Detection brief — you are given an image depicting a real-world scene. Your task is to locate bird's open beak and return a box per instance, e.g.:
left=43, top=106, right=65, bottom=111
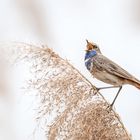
left=86, top=39, right=89, bottom=44
left=85, top=39, right=89, bottom=51
left=86, top=39, right=94, bottom=51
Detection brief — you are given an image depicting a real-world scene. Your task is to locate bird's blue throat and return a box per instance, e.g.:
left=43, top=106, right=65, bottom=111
left=85, top=50, right=97, bottom=60
left=85, top=50, right=97, bottom=70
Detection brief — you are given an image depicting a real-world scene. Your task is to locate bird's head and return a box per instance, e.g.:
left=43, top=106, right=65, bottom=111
left=85, top=40, right=101, bottom=53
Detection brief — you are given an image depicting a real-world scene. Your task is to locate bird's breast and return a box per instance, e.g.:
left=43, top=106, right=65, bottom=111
left=85, top=59, right=91, bottom=71
left=85, top=58, right=95, bottom=72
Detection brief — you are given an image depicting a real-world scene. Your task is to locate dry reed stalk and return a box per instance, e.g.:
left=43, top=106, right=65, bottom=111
left=1, top=42, right=132, bottom=140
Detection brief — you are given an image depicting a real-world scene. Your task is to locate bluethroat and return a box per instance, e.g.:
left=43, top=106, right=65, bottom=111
left=85, top=40, right=140, bottom=107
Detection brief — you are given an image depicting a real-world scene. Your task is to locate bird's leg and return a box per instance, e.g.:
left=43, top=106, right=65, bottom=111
left=95, top=85, right=120, bottom=94
left=97, top=85, right=120, bottom=91
left=95, top=85, right=123, bottom=108
left=110, top=86, right=122, bottom=108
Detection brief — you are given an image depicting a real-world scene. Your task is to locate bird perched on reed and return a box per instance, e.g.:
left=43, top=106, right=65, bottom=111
left=85, top=40, right=140, bottom=107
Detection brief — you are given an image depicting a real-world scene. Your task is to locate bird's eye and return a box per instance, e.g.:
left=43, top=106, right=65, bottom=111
left=94, top=45, right=98, bottom=48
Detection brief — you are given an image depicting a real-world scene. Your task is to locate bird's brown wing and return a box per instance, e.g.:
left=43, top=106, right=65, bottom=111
left=93, top=54, right=140, bottom=84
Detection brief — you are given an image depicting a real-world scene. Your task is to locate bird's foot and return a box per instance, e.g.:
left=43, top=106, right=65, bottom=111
left=94, top=88, right=100, bottom=94
left=106, top=103, right=116, bottom=113
left=106, top=104, right=113, bottom=112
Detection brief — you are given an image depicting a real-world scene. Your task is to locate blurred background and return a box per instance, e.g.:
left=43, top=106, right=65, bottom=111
left=0, top=0, right=140, bottom=139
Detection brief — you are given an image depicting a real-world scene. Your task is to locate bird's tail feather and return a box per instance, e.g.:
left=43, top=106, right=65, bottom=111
left=128, top=80, right=140, bottom=89
left=133, top=82, right=140, bottom=89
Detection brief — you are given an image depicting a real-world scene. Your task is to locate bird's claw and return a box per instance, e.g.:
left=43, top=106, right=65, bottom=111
left=106, top=104, right=113, bottom=112
left=94, top=88, right=100, bottom=95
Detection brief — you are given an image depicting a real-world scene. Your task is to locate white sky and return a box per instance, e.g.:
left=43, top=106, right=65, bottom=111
left=0, top=0, right=140, bottom=139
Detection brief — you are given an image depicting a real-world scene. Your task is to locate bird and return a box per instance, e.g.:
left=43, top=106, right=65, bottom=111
left=85, top=40, right=140, bottom=107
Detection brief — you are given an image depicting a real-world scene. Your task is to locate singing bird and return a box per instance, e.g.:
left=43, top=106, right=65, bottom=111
left=85, top=40, right=140, bottom=107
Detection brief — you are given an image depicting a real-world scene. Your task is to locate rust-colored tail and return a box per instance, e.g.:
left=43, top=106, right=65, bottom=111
left=133, top=82, right=140, bottom=89
left=128, top=79, right=140, bottom=89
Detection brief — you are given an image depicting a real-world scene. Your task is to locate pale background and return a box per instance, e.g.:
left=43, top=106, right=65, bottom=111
left=0, top=0, right=140, bottom=139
